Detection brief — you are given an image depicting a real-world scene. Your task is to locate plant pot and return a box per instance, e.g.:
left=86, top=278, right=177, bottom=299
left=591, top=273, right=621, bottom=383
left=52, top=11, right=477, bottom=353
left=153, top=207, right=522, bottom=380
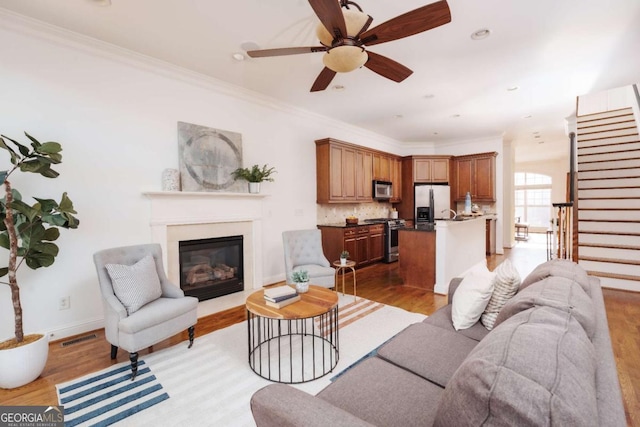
left=248, top=182, right=261, bottom=194
left=295, top=281, right=309, bottom=293
left=0, top=333, right=49, bottom=389
left=340, top=258, right=347, bottom=266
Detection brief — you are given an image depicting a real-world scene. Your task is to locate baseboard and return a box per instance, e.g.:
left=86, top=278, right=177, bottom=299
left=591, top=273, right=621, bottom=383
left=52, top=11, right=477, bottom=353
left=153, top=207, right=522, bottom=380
left=47, top=318, right=104, bottom=342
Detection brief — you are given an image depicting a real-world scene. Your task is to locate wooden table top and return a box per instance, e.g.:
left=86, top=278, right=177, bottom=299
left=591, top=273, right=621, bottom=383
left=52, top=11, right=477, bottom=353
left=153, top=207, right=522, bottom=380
left=333, top=260, right=356, bottom=268
left=246, top=285, right=338, bottom=320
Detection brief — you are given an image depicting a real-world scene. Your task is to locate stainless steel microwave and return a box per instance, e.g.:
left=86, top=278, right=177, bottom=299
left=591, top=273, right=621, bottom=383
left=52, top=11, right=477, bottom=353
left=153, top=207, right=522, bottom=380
left=373, top=180, right=393, bottom=200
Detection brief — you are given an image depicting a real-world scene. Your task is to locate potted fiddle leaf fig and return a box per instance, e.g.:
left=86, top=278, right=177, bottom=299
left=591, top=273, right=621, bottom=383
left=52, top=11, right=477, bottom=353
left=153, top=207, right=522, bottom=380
left=231, top=164, right=276, bottom=194
left=0, top=132, right=80, bottom=389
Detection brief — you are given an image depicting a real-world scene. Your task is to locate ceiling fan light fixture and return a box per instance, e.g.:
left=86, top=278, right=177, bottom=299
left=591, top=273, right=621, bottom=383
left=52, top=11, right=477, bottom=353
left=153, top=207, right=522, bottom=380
left=323, top=46, right=368, bottom=73
left=316, top=9, right=370, bottom=46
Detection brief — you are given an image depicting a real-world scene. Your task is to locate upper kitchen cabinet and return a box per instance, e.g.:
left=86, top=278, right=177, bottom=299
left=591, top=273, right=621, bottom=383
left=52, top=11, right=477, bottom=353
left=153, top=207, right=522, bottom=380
left=452, top=152, right=497, bottom=202
left=316, top=138, right=402, bottom=204
left=412, top=156, right=451, bottom=183
left=373, top=153, right=391, bottom=181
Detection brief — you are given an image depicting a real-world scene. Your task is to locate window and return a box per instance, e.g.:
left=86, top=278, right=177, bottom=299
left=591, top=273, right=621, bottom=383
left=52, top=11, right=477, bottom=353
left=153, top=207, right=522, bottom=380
left=514, top=172, right=552, bottom=228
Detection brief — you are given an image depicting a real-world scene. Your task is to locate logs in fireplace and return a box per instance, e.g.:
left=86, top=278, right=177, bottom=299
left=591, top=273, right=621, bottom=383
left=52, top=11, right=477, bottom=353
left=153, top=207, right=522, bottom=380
left=179, top=235, right=244, bottom=301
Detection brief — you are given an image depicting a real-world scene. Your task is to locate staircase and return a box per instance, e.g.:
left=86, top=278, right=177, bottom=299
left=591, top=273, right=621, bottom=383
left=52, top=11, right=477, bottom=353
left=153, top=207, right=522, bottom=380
left=576, top=107, right=640, bottom=291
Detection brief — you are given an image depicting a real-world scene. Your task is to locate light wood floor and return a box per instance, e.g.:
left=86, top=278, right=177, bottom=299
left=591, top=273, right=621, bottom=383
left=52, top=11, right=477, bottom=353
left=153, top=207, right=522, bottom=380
left=1, top=239, right=639, bottom=426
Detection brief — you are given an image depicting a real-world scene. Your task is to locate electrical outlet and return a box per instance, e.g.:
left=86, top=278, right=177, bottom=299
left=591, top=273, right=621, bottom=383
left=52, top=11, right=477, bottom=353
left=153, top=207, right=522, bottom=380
left=59, top=296, right=70, bottom=310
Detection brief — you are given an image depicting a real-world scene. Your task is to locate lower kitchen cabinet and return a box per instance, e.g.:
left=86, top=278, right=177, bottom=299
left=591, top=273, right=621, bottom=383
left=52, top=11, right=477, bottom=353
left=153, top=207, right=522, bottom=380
left=318, top=224, right=385, bottom=268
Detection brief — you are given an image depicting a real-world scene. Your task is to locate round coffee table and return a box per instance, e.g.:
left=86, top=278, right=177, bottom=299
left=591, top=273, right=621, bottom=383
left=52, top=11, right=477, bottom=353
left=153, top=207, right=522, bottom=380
left=246, top=285, right=339, bottom=384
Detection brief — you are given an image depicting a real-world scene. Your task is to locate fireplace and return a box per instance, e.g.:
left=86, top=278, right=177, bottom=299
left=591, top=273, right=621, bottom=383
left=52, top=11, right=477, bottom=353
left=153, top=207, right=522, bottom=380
left=179, top=235, right=244, bottom=301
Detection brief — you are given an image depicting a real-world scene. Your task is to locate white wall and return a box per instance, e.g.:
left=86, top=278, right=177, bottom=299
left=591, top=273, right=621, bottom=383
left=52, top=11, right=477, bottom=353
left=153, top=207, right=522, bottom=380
left=0, top=16, right=402, bottom=340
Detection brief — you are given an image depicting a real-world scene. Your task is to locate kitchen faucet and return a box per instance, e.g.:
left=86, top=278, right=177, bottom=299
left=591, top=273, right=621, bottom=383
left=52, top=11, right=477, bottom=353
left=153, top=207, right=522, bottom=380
left=442, top=209, right=457, bottom=220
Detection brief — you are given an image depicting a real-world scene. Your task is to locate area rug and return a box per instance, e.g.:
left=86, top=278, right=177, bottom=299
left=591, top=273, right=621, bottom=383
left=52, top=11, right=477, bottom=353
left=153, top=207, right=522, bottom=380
left=56, top=295, right=425, bottom=426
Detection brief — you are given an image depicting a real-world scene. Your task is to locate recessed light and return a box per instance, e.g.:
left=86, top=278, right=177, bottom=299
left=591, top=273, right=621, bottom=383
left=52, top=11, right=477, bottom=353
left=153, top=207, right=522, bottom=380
left=433, top=132, right=439, bottom=135
left=393, top=114, right=404, bottom=119
left=424, top=94, right=435, bottom=99
left=471, top=28, right=491, bottom=40
left=240, top=41, right=260, bottom=51
left=533, top=131, right=540, bottom=135
left=534, top=135, right=541, bottom=139
left=523, top=115, right=532, bottom=119
left=538, top=141, right=545, bottom=144
left=332, top=85, right=345, bottom=91
left=90, top=0, right=111, bottom=6
left=232, top=53, right=245, bottom=61
left=451, top=114, right=461, bottom=118
left=507, top=86, right=519, bottom=91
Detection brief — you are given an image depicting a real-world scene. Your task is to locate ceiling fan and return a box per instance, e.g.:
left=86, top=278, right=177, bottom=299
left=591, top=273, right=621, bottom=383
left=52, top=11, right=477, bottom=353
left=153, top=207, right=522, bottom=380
left=247, top=0, right=451, bottom=92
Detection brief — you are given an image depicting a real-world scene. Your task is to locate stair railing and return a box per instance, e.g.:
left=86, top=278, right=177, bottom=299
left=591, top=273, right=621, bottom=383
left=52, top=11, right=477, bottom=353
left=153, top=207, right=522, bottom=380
left=549, top=132, right=577, bottom=260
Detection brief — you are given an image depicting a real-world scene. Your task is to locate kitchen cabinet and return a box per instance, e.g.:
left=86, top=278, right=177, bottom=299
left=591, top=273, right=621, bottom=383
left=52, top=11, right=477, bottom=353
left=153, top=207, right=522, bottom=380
left=453, top=152, right=497, bottom=202
left=316, top=138, right=402, bottom=204
left=373, top=154, right=391, bottom=181
left=390, top=157, right=402, bottom=203
left=318, top=224, right=385, bottom=268
left=316, top=139, right=360, bottom=203
left=356, top=150, right=373, bottom=201
left=413, top=157, right=450, bottom=183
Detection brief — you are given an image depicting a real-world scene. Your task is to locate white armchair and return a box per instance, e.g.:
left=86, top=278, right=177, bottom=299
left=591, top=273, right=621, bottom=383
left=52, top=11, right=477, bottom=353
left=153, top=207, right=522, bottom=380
left=93, top=244, right=198, bottom=380
left=282, top=229, right=335, bottom=288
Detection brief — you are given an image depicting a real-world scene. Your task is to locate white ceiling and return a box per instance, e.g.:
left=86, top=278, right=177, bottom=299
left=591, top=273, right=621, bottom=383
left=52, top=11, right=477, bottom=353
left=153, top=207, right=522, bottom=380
left=1, top=0, right=639, bottom=162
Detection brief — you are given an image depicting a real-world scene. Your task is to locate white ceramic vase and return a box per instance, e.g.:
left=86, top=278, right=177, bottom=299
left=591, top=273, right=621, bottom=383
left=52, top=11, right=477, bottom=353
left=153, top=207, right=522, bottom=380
left=295, top=281, right=309, bottom=293
left=0, top=333, right=49, bottom=389
left=248, top=182, right=261, bottom=194
left=340, top=258, right=347, bottom=266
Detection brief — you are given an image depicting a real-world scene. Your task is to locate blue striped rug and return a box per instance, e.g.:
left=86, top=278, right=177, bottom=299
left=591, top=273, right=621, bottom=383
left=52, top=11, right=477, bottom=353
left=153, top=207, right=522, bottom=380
left=56, top=360, right=168, bottom=426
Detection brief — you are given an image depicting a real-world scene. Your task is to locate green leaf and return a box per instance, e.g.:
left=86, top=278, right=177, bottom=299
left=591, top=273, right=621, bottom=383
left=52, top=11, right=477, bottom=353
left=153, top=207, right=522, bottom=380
left=0, top=267, right=7, bottom=277
left=0, top=137, right=16, bottom=155
left=19, top=221, right=45, bottom=248
left=19, top=160, right=47, bottom=174
left=0, top=171, right=6, bottom=184
left=25, top=252, right=55, bottom=269
left=58, top=193, right=75, bottom=213
left=11, top=199, right=40, bottom=222
left=0, top=233, right=9, bottom=250
left=42, top=227, right=60, bottom=241
left=1, top=134, right=30, bottom=157
left=33, top=241, right=59, bottom=256
left=40, top=168, right=60, bottom=179
left=41, top=213, right=67, bottom=227
left=34, top=197, right=58, bottom=213
left=35, top=142, right=62, bottom=155
left=24, top=132, right=41, bottom=148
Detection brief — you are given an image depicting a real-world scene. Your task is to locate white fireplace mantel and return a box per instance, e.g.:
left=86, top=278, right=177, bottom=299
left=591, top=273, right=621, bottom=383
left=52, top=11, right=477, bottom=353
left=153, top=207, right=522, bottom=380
left=142, top=190, right=267, bottom=298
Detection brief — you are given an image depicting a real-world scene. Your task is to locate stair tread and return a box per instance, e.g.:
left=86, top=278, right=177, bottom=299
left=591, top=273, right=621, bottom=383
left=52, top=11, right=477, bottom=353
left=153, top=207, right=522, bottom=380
left=579, top=231, right=640, bottom=237
left=579, top=242, right=640, bottom=250
left=579, top=256, right=640, bottom=266
left=577, top=119, right=636, bottom=130
left=577, top=108, right=634, bottom=120
left=584, top=271, right=640, bottom=282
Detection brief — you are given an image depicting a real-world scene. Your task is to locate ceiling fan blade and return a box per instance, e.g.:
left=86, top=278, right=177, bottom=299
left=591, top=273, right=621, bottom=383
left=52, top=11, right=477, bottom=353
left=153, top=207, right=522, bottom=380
left=310, top=67, right=337, bottom=92
left=308, top=0, right=347, bottom=40
left=359, top=0, right=451, bottom=47
left=364, top=51, right=413, bottom=82
left=247, top=46, right=327, bottom=58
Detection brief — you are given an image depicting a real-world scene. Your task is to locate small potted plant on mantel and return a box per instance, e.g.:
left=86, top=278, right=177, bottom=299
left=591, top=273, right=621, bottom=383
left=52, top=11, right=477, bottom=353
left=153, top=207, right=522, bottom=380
left=291, top=270, right=309, bottom=294
left=340, top=250, right=350, bottom=266
left=231, top=164, right=276, bottom=194
left=0, top=132, right=79, bottom=389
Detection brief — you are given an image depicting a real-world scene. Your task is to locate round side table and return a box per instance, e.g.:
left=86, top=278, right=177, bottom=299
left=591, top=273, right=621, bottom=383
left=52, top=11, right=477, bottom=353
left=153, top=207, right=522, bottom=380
left=333, top=260, right=357, bottom=301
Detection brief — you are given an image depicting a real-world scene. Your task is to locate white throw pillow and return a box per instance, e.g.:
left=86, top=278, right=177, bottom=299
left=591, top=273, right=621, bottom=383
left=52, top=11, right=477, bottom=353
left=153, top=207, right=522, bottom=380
left=106, top=254, right=163, bottom=315
left=452, top=264, right=496, bottom=330
left=481, top=259, right=522, bottom=330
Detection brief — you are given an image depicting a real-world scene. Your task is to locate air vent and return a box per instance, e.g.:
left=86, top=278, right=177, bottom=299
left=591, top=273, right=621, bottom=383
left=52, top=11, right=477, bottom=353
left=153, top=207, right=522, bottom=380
left=60, top=334, right=97, bottom=347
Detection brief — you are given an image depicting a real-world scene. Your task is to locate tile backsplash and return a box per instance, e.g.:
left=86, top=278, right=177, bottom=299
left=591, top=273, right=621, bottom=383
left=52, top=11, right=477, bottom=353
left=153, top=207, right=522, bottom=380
left=317, top=203, right=395, bottom=224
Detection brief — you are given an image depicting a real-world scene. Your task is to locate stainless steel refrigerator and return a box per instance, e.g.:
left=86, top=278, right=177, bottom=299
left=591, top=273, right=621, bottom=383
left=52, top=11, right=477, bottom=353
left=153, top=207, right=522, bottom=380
left=415, top=184, right=452, bottom=221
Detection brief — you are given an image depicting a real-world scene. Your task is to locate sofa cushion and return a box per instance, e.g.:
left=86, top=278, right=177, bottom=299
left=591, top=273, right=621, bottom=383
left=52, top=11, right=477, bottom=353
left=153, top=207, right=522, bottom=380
left=318, top=357, right=444, bottom=427
left=520, top=258, right=591, bottom=296
left=105, top=254, right=162, bottom=315
left=377, top=323, right=478, bottom=387
left=481, top=259, right=521, bottom=330
left=493, top=276, right=596, bottom=339
left=451, top=264, right=495, bottom=330
left=434, top=306, right=598, bottom=427
left=424, top=305, right=489, bottom=341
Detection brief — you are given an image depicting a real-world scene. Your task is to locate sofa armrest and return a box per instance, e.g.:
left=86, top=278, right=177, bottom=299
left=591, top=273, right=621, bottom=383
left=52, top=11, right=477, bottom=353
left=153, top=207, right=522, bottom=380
left=251, top=384, right=374, bottom=427
left=448, top=277, right=464, bottom=304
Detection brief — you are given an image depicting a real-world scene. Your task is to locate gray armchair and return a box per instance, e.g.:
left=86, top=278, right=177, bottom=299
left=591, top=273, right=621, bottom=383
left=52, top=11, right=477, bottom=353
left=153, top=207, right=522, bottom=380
left=93, top=244, right=198, bottom=380
left=282, top=229, right=335, bottom=288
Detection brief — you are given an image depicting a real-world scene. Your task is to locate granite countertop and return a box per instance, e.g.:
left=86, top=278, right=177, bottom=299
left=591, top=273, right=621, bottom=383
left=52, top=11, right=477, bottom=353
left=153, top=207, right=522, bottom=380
left=400, top=224, right=436, bottom=232
left=318, top=222, right=381, bottom=228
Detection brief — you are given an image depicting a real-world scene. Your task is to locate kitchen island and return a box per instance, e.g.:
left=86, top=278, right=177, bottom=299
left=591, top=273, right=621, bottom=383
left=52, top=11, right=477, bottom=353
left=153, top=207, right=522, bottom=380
left=398, top=216, right=487, bottom=294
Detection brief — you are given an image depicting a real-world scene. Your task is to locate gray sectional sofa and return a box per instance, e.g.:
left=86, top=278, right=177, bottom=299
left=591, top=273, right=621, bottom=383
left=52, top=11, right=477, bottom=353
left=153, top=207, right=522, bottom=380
left=250, top=260, right=626, bottom=426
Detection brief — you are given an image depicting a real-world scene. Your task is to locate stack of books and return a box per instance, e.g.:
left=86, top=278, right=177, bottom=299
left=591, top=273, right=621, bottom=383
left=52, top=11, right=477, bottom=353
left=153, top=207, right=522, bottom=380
left=263, top=285, right=300, bottom=308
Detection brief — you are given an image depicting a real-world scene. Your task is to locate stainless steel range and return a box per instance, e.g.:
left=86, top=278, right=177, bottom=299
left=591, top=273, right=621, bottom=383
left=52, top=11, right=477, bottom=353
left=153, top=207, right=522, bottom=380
left=364, top=218, right=406, bottom=263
